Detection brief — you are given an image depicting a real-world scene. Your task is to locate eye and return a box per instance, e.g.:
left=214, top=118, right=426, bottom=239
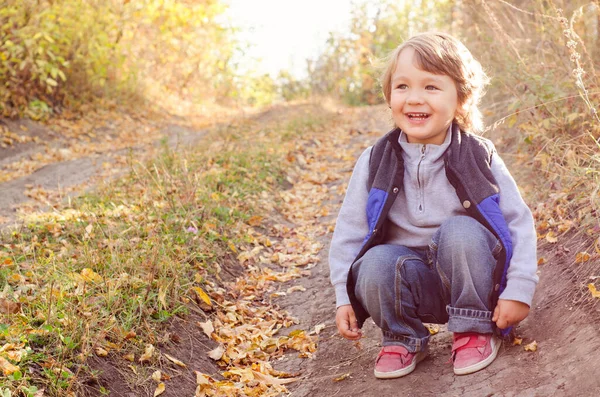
left=425, top=85, right=439, bottom=90
left=396, top=84, right=408, bottom=90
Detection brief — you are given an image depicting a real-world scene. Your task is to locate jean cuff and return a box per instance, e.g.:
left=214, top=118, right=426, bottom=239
left=446, top=305, right=494, bottom=334
left=382, top=331, right=429, bottom=353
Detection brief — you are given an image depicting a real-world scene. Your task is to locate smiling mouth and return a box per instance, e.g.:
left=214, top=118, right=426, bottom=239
left=406, top=113, right=431, bottom=120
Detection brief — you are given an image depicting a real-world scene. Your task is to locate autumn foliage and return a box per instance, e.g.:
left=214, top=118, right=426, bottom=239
left=0, top=0, right=237, bottom=118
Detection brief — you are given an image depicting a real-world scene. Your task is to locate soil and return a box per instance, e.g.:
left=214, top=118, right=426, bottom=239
left=1, top=104, right=599, bottom=396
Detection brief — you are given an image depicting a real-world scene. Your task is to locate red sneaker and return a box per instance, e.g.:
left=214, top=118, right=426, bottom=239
left=374, top=345, right=427, bottom=379
left=451, top=332, right=501, bottom=375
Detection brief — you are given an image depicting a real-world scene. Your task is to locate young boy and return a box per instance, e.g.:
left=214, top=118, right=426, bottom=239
left=329, top=32, right=538, bottom=378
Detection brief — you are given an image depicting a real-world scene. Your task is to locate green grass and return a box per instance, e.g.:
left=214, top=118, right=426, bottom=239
left=0, top=116, right=303, bottom=395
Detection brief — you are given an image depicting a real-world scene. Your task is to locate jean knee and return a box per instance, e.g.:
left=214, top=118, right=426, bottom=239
left=354, top=245, right=398, bottom=291
left=436, top=216, right=497, bottom=255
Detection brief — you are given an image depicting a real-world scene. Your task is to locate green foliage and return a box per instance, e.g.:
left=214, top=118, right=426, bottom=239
left=309, top=0, right=454, bottom=105
left=0, top=0, right=238, bottom=118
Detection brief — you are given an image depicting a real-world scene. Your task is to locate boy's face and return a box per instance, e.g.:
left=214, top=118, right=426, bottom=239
left=390, top=47, right=460, bottom=145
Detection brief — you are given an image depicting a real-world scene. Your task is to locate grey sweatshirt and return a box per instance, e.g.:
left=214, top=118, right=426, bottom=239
left=329, top=130, right=538, bottom=308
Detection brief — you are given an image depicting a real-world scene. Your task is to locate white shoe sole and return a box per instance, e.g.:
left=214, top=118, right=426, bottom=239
left=454, top=335, right=501, bottom=375
left=374, top=351, right=427, bottom=379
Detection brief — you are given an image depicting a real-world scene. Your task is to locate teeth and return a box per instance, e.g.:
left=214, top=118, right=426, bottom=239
left=407, top=113, right=429, bottom=119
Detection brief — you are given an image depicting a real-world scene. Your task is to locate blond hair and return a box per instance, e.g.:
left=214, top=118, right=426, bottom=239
left=381, top=32, right=489, bottom=133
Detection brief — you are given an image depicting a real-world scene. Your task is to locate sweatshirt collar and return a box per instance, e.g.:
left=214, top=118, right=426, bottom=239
left=398, top=125, right=452, bottom=163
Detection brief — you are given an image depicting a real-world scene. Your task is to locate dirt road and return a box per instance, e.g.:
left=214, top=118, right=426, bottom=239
left=2, top=105, right=599, bottom=396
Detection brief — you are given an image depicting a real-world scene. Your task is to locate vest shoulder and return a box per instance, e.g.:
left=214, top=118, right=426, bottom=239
left=460, top=132, right=496, bottom=154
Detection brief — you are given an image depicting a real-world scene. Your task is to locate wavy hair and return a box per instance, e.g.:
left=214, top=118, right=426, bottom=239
left=381, top=32, right=490, bottom=133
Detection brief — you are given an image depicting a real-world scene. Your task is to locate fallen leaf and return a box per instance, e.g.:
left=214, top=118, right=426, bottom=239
left=85, top=223, right=93, bottom=235
left=333, top=373, right=350, bottom=382
left=576, top=252, right=590, bottom=263
left=313, top=323, right=326, bottom=335
left=208, top=345, right=224, bottom=361
left=0, top=357, right=19, bottom=375
left=196, top=371, right=213, bottom=385
left=152, top=370, right=162, bottom=382
left=247, top=215, right=263, bottom=226
left=0, top=298, right=21, bottom=314
left=252, top=370, right=298, bottom=385
left=154, top=382, right=165, bottom=396
left=198, top=320, right=214, bottom=338
left=164, top=353, right=186, bottom=368
left=286, top=285, right=306, bottom=293
left=139, top=344, right=155, bottom=363
left=123, top=353, right=135, bottom=362
left=545, top=231, right=558, bottom=243
left=192, top=287, right=212, bottom=307
left=588, top=284, right=600, bottom=298
left=524, top=341, right=538, bottom=352
left=81, top=268, right=102, bottom=283
left=425, top=324, right=440, bottom=335
left=513, top=337, right=523, bottom=346
left=95, top=347, right=109, bottom=357
left=537, top=257, right=545, bottom=266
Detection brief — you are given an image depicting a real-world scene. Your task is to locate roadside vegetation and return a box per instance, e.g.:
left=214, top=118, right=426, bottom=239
left=1, top=0, right=599, bottom=396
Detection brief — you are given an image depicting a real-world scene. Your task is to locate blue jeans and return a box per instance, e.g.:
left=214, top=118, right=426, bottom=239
left=352, top=216, right=502, bottom=353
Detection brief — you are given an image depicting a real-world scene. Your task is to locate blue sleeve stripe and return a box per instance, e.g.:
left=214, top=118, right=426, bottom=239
left=477, top=194, right=514, bottom=290
left=477, top=194, right=514, bottom=337
left=361, top=188, right=388, bottom=246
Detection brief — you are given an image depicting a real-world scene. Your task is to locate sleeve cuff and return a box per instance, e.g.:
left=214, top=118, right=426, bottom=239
left=499, top=277, right=537, bottom=306
left=334, top=284, right=351, bottom=308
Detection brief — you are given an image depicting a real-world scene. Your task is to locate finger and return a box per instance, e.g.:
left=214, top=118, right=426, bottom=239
left=492, top=306, right=499, bottom=322
left=496, top=315, right=509, bottom=329
left=348, top=312, right=359, bottom=333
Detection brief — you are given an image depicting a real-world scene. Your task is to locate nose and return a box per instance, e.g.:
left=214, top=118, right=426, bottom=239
left=406, top=90, right=424, bottom=105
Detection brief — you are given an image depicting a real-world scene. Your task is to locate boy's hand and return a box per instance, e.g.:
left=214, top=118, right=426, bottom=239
left=335, top=304, right=362, bottom=340
left=492, top=299, right=530, bottom=329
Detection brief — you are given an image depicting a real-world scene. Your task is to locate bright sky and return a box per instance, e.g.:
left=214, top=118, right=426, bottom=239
left=225, top=0, right=354, bottom=78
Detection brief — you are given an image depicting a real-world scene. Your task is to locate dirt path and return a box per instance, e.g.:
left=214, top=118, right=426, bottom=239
left=2, top=104, right=599, bottom=396
left=275, top=106, right=600, bottom=397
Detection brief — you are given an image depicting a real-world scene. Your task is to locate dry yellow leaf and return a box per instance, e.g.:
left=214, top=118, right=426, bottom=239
left=154, top=382, right=165, bottom=397
left=286, top=285, right=306, bottom=293
left=524, top=341, right=538, bottom=352
left=139, top=344, right=155, bottom=363
left=247, top=215, right=263, bottom=226
left=251, top=370, right=298, bottom=385
left=313, top=323, right=326, bottom=335
left=545, top=231, right=558, bottom=243
left=95, top=347, right=109, bottom=357
left=425, top=324, right=440, bottom=335
left=588, top=284, right=600, bottom=298
left=123, top=353, right=135, bottom=362
left=208, top=345, right=224, bottom=361
left=198, top=320, right=214, bottom=338
left=333, top=373, right=350, bottom=382
left=0, top=357, right=19, bottom=375
left=196, top=371, right=212, bottom=385
left=192, top=287, right=212, bottom=307
left=576, top=252, right=590, bottom=263
left=81, top=268, right=102, bottom=283
left=513, top=337, right=523, bottom=346
left=152, top=370, right=162, bottom=382
left=537, top=257, right=545, bottom=266
left=227, top=241, right=238, bottom=253
left=164, top=353, right=186, bottom=368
